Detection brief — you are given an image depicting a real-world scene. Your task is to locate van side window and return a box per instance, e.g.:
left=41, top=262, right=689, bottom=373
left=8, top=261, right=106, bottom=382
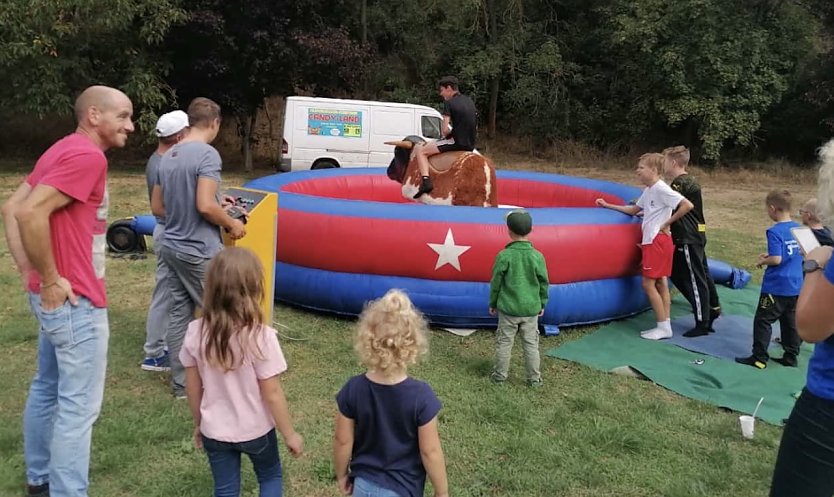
left=421, top=116, right=442, bottom=139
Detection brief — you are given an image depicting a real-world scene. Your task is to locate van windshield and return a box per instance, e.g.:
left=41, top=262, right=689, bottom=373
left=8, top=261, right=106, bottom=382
left=421, top=116, right=442, bottom=139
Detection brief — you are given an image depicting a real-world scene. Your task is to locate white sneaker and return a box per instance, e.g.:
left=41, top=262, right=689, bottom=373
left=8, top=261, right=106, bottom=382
left=641, top=328, right=673, bottom=340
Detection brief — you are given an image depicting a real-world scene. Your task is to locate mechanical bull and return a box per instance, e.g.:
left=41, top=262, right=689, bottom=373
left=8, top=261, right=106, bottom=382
left=385, top=136, right=498, bottom=207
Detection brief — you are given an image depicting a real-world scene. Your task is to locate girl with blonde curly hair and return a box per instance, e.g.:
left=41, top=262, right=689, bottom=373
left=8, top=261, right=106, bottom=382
left=333, top=289, right=449, bottom=497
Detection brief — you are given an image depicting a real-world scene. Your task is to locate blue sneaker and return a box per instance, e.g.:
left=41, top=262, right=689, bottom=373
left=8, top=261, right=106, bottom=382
left=141, top=351, right=170, bottom=372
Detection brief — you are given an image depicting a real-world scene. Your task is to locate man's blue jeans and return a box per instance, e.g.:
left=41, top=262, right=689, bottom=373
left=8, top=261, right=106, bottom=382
left=202, top=428, right=283, bottom=497
left=24, top=293, right=109, bottom=497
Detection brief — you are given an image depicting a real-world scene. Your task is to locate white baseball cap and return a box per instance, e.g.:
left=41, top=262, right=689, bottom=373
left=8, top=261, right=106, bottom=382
left=155, top=110, right=189, bottom=138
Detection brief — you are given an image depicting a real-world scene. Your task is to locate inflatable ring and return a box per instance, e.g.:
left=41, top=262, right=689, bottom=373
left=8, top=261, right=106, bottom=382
left=244, top=168, right=660, bottom=328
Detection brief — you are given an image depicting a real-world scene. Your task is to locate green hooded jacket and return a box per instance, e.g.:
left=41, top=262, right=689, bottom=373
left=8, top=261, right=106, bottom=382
left=489, top=240, right=550, bottom=316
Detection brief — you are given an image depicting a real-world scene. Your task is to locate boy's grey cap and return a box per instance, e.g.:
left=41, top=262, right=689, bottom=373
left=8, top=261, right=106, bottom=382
left=506, top=209, right=533, bottom=236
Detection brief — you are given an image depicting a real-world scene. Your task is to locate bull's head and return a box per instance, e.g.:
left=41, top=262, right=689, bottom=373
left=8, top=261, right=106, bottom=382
left=385, top=135, right=426, bottom=183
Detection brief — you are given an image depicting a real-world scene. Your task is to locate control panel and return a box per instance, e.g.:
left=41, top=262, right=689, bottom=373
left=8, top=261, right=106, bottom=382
left=222, top=186, right=278, bottom=324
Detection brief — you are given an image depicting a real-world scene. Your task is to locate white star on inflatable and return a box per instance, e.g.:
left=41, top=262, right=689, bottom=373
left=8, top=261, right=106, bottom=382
left=427, top=229, right=471, bottom=271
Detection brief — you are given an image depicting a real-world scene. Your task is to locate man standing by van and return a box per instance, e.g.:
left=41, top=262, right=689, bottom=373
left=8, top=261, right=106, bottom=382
left=413, top=76, right=478, bottom=198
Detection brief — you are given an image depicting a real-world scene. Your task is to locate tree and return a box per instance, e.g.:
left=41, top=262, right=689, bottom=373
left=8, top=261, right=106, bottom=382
left=759, top=0, right=834, bottom=162
left=166, top=0, right=370, bottom=170
left=458, top=0, right=569, bottom=140
left=601, top=0, right=816, bottom=160
left=0, top=0, right=186, bottom=137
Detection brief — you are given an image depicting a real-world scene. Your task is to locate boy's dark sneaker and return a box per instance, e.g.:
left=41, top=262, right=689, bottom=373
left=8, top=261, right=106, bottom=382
left=773, top=354, right=798, bottom=367
left=489, top=372, right=505, bottom=385
left=708, top=308, right=722, bottom=331
left=27, top=483, right=49, bottom=497
left=735, top=355, right=767, bottom=369
left=683, top=325, right=711, bottom=338
left=413, top=176, right=434, bottom=199
left=528, top=379, right=543, bottom=388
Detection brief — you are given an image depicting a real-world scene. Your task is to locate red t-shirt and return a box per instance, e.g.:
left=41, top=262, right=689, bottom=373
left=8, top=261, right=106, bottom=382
left=26, top=133, right=109, bottom=307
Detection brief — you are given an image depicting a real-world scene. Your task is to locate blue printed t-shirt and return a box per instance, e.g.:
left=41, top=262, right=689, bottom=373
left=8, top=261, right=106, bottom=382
left=336, top=374, right=442, bottom=497
left=806, top=262, right=834, bottom=401
left=156, top=141, right=224, bottom=258
left=761, top=221, right=803, bottom=296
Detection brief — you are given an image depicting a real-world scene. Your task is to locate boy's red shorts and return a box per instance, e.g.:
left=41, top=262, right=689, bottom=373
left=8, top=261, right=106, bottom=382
left=641, top=233, right=674, bottom=278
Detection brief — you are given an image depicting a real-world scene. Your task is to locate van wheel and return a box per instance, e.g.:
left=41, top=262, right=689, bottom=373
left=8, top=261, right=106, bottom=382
left=312, top=159, right=338, bottom=170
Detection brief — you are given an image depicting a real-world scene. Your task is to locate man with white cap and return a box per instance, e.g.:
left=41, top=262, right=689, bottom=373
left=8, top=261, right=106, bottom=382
left=140, top=110, right=189, bottom=371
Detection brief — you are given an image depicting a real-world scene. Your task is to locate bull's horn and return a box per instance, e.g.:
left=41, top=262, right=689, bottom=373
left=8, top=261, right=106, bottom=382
left=384, top=140, right=414, bottom=149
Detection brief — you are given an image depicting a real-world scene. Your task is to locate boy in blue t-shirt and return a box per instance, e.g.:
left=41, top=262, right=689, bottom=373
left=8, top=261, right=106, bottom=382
left=736, top=190, right=804, bottom=369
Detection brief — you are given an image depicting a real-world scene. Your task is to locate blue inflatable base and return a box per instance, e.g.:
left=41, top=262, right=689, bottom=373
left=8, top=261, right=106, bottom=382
left=275, top=259, right=750, bottom=329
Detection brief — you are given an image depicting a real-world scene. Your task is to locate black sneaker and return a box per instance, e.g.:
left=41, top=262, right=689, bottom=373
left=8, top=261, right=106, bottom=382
left=773, top=354, right=798, bottom=367
left=683, top=326, right=711, bottom=338
left=412, top=176, right=434, bottom=199
left=27, top=483, right=49, bottom=497
left=735, top=355, right=767, bottom=369
left=708, top=308, right=722, bottom=331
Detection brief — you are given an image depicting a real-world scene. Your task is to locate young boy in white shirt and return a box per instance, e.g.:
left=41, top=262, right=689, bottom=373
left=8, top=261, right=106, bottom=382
left=597, top=153, right=694, bottom=340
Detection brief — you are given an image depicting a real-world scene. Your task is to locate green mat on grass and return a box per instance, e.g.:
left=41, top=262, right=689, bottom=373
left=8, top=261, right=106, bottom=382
left=545, top=284, right=811, bottom=425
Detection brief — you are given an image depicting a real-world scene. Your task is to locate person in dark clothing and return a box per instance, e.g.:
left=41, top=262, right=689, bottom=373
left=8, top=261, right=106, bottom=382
left=413, top=76, right=478, bottom=198
left=769, top=140, right=834, bottom=497
left=800, top=198, right=834, bottom=246
left=662, top=146, right=722, bottom=337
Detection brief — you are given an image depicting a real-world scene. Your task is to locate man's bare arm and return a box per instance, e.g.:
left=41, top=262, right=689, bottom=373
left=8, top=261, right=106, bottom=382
left=2, top=182, right=34, bottom=277
left=196, top=178, right=245, bottom=239
left=151, top=184, right=165, bottom=218
left=15, top=184, right=74, bottom=285
left=14, top=184, right=79, bottom=308
left=440, top=115, right=451, bottom=138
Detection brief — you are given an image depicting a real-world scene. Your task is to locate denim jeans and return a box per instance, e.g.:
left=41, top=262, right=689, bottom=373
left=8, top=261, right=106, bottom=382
left=24, top=293, right=109, bottom=497
left=770, top=388, right=834, bottom=496
left=143, top=224, right=170, bottom=358
left=352, top=477, right=401, bottom=497
left=202, top=428, right=283, bottom=497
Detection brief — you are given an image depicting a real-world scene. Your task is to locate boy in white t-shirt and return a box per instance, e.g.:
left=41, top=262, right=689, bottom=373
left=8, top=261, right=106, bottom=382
left=596, top=153, right=694, bottom=340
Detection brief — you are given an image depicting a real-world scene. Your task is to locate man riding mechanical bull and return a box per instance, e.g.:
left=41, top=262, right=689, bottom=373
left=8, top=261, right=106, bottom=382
left=386, top=76, right=498, bottom=207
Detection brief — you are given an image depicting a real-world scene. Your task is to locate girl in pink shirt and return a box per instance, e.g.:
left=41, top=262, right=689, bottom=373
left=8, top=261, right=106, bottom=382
left=180, top=247, right=303, bottom=497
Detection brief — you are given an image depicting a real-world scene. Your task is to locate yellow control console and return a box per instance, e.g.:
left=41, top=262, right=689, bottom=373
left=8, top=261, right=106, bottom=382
left=221, top=187, right=278, bottom=325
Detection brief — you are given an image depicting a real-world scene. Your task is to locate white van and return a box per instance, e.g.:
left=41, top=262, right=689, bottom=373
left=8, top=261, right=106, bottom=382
left=279, top=96, right=444, bottom=171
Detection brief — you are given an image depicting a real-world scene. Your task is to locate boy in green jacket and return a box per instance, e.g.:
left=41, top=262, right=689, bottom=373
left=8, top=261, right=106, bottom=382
left=489, top=210, right=550, bottom=387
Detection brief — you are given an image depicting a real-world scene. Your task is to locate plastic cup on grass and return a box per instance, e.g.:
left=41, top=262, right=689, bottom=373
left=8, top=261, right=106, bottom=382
left=739, top=415, right=756, bottom=439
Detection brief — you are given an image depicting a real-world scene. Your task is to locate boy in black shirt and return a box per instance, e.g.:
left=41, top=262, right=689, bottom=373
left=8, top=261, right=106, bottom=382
left=413, top=76, right=478, bottom=198
left=663, top=146, right=722, bottom=337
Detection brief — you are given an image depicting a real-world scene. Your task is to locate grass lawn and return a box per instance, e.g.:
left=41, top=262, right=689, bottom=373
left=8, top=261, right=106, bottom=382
left=0, top=154, right=819, bottom=497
